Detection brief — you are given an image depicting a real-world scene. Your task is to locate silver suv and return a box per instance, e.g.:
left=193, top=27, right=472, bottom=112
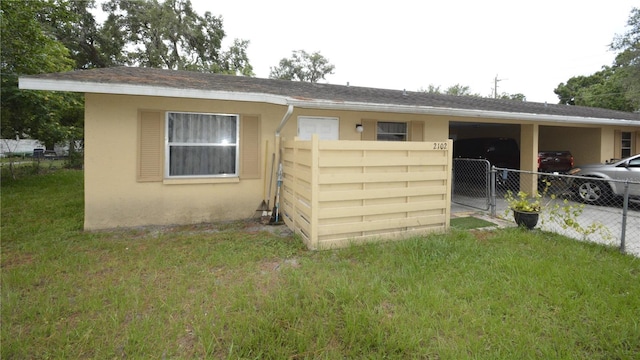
left=568, top=154, right=640, bottom=204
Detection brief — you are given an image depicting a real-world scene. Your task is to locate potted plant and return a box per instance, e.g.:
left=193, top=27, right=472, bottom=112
left=504, top=189, right=543, bottom=229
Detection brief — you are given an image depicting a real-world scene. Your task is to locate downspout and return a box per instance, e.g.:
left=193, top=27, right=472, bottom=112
left=276, top=104, right=294, bottom=138
left=270, top=104, right=294, bottom=204
left=274, top=105, right=294, bottom=162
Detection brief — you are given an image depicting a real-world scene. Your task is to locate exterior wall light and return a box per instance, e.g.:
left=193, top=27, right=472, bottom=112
left=355, top=124, right=364, bottom=133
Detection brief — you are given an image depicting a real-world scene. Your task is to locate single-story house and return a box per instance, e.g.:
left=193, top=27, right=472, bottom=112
left=19, top=67, right=640, bottom=246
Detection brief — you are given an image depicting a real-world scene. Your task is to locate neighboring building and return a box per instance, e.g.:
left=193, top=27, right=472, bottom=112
left=19, top=67, right=640, bottom=233
left=0, top=139, right=74, bottom=157
left=0, top=139, right=45, bottom=157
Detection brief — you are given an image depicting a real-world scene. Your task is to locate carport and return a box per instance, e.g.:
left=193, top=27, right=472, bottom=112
left=450, top=117, right=634, bottom=195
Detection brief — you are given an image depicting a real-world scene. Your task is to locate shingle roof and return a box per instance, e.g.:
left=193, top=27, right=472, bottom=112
left=21, top=66, right=640, bottom=122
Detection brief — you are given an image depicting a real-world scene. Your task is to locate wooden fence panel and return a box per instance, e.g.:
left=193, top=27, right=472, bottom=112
left=281, top=135, right=452, bottom=250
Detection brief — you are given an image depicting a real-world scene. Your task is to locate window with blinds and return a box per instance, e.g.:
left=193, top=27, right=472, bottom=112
left=377, top=122, right=407, bottom=141
left=622, top=132, right=632, bottom=158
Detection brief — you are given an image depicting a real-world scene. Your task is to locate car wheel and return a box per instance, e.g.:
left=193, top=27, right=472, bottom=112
left=576, top=179, right=610, bottom=204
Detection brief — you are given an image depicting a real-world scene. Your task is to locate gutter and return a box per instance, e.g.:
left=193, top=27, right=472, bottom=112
left=19, top=77, right=640, bottom=127
left=286, top=98, right=640, bottom=127
left=18, top=78, right=289, bottom=106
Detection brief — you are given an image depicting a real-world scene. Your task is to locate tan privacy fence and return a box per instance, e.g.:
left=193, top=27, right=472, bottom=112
left=280, top=136, right=453, bottom=250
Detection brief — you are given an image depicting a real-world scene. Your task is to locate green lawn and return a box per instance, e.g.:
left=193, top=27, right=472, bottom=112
left=2, top=170, right=639, bottom=359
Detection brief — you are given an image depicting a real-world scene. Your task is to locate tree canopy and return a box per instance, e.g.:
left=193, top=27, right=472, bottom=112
left=554, top=66, right=635, bottom=111
left=611, top=7, right=640, bottom=110
left=419, top=83, right=525, bottom=100
left=1, top=0, right=254, bottom=153
left=554, top=7, right=639, bottom=111
left=0, top=0, right=82, bottom=148
left=443, top=84, right=479, bottom=97
left=99, top=0, right=253, bottom=75
left=269, top=50, right=335, bottom=82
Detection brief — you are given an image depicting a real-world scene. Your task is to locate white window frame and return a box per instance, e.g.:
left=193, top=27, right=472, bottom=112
left=377, top=121, right=407, bottom=141
left=165, top=111, right=240, bottom=178
left=621, top=132, right=632, bottom=158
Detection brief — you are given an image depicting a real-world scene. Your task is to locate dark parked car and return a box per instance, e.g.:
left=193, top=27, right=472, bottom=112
left=538, top=151, right=573, bottom=173
left=33, top=149, right=58, bottom=159
left=568, top=154, right=640, bottom=204
left=453, top=137, right=520, bottom=169
left=453, top=137, right=520, bottom=185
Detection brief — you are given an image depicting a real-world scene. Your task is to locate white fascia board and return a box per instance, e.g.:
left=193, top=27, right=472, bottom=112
left=287, top=98, right=640, bottom=127
left=18, top=78, right=289, bottom=105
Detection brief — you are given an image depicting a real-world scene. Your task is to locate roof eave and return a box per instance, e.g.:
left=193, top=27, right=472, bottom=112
left=18, top=78, right=289, bottom=106
left=287, top=99, right=640, bottom=127
left=19, top=77, right=640, bottom=127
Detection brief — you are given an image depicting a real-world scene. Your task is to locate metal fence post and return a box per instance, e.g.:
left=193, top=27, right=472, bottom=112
left=490, top=166, right=497, bottom=217
left=620, top=181, right=629, bottom=254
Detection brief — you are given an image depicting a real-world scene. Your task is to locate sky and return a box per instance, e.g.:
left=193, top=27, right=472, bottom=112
left=185, top=0, right=636, bottom=104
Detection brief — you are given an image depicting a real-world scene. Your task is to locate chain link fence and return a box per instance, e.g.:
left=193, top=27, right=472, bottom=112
left=452, top=158, right=491, bottom=210
left=452, top=159, right=640, bottom=256
left=492, top=167, right=640, bottom=257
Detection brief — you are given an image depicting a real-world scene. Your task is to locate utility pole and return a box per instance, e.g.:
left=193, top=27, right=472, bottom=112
left=493, top=74, right=506, bottom=99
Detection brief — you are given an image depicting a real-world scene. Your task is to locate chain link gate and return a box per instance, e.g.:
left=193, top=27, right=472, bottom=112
left=452, top=158, right=491, bottom=210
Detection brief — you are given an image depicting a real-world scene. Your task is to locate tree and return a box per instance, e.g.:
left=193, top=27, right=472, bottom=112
left=554, top=7, right=639, bottom=112
left=554, top=66, right=634, bottom=111
left=100, top=0, right=253, bottom=75
left=444, top=84, right=480, bottom=97
left=419, top=83, right=524, bottom=100
left=39, top=0, right=121, bottom=69
left=611, top=7, right=640, bottom=110
left=419, top=84, right=442, bottom=93
left=269, top=50, right=335, bottom=82
left=2, top=0, right=254, bottom=162
left=498, top=93, right=526, bottom=101
left=211, top=39, right=254, bottom=76
left=0, top=0, right=83, bottom=151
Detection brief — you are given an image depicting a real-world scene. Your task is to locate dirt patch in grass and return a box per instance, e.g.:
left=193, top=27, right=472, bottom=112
left=1, top=253, right=34, bottom=270
left=451, top=216, right=499, bottom=230
left=470, top=229, right=497, bottom=243
left=95, top=218, right=294, bottom=240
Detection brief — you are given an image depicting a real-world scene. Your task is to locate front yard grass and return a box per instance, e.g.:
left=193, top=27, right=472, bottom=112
left=2, top=170, right=639, bottom=359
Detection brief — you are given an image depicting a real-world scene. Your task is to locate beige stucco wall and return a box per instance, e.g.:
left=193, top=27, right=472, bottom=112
left=538, top=126, right=604, bottom=165
left=83, top=93, right=639, bottom=230
left=83, top=94, right=449, bottom=230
